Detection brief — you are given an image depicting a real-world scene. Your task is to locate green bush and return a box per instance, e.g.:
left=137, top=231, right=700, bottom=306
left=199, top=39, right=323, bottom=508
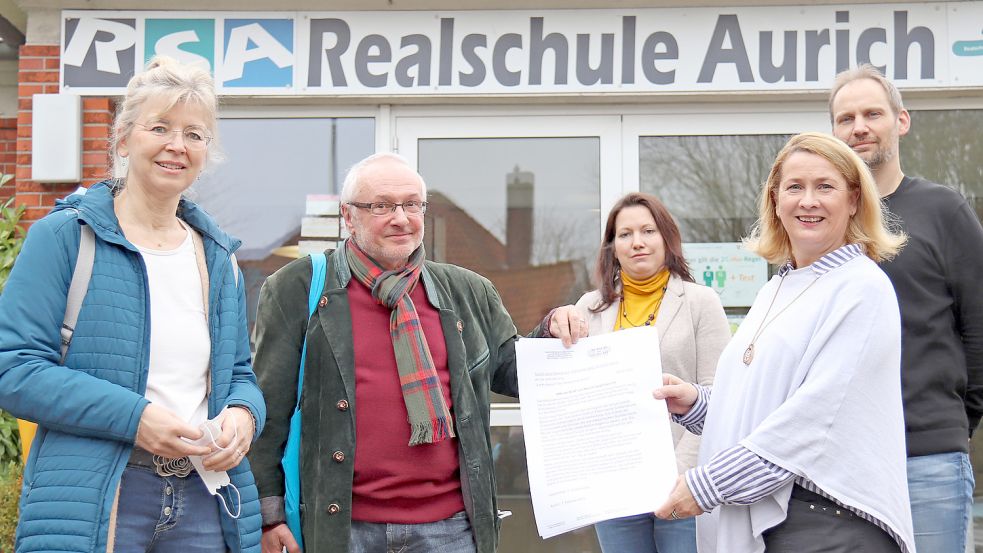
left=0, top=194, right=26, bottom=295
left=0, top=416, right=17, bottom=468
left=0, top=461, right=21, bottom=552
left=0, top=188, right=26, bottom=466
left=0, top=177, right=24, bottom=549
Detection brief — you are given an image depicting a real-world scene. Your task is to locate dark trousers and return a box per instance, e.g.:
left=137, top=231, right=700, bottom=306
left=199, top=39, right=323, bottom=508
left=763, top=485, right=900, bottom=553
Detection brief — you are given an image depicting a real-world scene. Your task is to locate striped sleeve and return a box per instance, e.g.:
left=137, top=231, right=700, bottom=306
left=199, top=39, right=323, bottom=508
left=673, top=384, right=710, bottom=435
left=685, top=445, right=796, bottom=512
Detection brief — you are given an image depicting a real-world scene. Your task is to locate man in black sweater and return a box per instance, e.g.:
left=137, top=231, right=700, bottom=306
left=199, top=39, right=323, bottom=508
left=830, top=64, right=983, bottom=552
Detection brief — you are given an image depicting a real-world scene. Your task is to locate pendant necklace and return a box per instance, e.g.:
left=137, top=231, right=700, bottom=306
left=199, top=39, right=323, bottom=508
left=618, top=285, right=667, bottom=329
left=742, top=274, right=821, bottom=365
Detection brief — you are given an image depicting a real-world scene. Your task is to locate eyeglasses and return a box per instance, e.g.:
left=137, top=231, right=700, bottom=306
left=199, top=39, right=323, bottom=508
left=347, top=200, right=428, bottom=216
left=135, top=122, right=213, bottom=150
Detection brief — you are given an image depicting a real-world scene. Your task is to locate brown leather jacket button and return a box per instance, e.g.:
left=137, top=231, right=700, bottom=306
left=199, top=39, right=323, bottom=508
left=332, top=451, right=345, bottom=463
left=327, top=503, right=341, bottom=515
left=336, top=399, right=349, bottom=411
left=318, top=296, right=328, bottom=308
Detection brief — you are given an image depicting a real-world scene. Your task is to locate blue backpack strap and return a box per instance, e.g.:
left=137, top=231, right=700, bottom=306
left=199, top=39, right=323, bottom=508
left=298, top=252, right=327, bottom=406
left=284, top=252, right=328, bottom=547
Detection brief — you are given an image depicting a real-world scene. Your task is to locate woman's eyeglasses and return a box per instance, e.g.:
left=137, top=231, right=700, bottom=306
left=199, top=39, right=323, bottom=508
left=135, top=122, right=213, bottom=150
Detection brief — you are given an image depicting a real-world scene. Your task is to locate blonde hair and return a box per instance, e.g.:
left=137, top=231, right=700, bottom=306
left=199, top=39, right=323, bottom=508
left=744, top=132, right=905, bottom=264
left=110, top=56, right=220, bottom=178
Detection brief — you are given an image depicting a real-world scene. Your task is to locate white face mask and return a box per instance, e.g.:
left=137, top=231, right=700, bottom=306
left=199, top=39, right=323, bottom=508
left=188, top=411, right=242, bottom=519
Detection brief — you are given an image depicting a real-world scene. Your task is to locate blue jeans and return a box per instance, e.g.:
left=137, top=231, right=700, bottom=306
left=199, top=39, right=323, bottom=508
left=350, top=511, right=476, bottom=553
left=907, top=452, right=975, bottom=553
left=113, top=465, right=226, bottom=553
left=595, top=514, right=697, bottom=553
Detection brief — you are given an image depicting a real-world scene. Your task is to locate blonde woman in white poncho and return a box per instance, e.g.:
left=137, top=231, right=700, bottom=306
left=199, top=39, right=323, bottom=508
left=651, top=132, right=913, bottom=553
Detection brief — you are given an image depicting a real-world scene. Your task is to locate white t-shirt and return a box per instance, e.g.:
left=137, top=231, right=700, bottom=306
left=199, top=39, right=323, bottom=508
left=137, top=226, right=210, bottom=428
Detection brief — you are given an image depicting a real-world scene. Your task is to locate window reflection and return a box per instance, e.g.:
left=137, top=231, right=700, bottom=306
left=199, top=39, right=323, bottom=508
left=195, top=117, right=375, bottom=333
left=418, top=137, right=601, bottom=336
left=902, top=110, right=983, bottom=221
left=639, top=135, right=790, bottom=244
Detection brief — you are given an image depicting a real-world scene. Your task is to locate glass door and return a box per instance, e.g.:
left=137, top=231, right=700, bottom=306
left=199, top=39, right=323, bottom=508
left=396, top=115, right=622, bottom=335
left=396, top=114, right=621, bottom=553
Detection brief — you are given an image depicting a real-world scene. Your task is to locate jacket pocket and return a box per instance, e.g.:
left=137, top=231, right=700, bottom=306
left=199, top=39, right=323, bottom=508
left=20, top=429, right=43, bottom=501
left=467, top=348, right=490, bottom=374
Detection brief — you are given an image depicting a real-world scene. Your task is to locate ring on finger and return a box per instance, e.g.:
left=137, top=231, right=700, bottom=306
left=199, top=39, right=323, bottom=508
left=670, top=509, right=680, bottom=520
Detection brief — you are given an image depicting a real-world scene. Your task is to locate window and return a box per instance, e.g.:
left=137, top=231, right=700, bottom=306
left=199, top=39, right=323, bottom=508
left=195, top=117, right=374, bottom=332
left=902, top=109, right=983, bottom=220
left=639, top=134, right=790, bottom=244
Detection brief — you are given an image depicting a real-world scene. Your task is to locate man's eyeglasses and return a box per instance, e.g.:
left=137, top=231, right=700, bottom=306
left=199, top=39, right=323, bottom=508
left=135, top=122, right=213, bottom=150
left=347, top=200, right=428, bottom=216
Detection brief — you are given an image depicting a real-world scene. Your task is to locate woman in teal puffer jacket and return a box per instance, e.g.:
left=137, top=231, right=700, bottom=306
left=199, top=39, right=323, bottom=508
left=0, top=57, right=265, bottom=552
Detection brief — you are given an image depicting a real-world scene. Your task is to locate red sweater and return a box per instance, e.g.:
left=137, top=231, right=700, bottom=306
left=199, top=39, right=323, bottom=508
left=348, top=278, right=465, bottom=523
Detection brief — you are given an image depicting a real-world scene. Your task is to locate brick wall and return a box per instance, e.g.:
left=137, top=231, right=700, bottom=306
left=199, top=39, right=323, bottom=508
left=15, top=44, right=114, bottom=225
left=0, top=117, right=14, bottom=202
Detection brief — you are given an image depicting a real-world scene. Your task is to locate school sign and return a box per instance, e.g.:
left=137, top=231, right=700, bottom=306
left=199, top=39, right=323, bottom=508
left=61, top=3, right=983, bottom=96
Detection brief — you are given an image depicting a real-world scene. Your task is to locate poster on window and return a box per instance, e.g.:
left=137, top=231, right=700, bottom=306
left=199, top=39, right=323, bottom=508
left=683, top=242, right=768, bottom=308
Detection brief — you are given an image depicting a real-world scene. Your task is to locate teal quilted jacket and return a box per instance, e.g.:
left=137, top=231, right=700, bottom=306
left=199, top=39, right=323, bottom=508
left=0, top=181, right=266, bottom=552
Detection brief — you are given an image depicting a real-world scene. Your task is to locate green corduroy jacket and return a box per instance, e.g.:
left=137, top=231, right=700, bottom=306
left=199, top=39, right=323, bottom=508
left=248, top=245, right=520, bottom=553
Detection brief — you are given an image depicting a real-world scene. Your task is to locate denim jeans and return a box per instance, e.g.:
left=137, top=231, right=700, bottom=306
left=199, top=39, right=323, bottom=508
left=907, top=451, right=975, bottom=553
left=594, top=514, right=697, bottom=553
left=350, top=511, right=476, bottom=553
left=113, top=465, right=226, bottom=553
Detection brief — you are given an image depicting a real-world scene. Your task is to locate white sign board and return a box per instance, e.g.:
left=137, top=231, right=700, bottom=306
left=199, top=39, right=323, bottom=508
left=61, top=3, right=983, bottom=95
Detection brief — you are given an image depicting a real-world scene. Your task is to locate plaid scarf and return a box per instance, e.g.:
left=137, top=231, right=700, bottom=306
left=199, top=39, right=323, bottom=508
left=345, top=239, right=455, bottom=446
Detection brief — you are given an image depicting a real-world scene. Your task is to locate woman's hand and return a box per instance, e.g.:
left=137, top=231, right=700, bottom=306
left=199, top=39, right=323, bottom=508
left=202, top=406, right=256, bottom=471
left=549, top=305, right=589, bottom=347
left=135, top=403, right=211, bottom=459
left=655, top=475, right=703, bottom=520
left=652, top=374, right=699, bottom=415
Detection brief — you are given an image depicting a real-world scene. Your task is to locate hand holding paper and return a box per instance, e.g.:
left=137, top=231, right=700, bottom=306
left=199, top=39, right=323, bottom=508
left=516, top=326, right=678, bottom=538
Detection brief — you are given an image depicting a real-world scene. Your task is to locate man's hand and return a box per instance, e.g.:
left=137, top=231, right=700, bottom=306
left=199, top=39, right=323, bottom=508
left=262, top=523, right=301, bottom=553
left=548, top=305, right=589, bottom=347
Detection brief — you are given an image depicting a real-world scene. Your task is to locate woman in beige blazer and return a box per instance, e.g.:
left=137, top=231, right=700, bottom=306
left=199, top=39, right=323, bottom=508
left=545, top=192, right=730, bottom=553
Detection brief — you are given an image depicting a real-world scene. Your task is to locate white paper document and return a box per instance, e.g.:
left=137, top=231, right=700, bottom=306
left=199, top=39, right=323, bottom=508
left=516, top=326, right=678, bottom=539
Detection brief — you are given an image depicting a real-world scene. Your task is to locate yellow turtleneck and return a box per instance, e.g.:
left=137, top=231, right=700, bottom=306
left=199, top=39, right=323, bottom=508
left=616, top=268, right=670, bottom=331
